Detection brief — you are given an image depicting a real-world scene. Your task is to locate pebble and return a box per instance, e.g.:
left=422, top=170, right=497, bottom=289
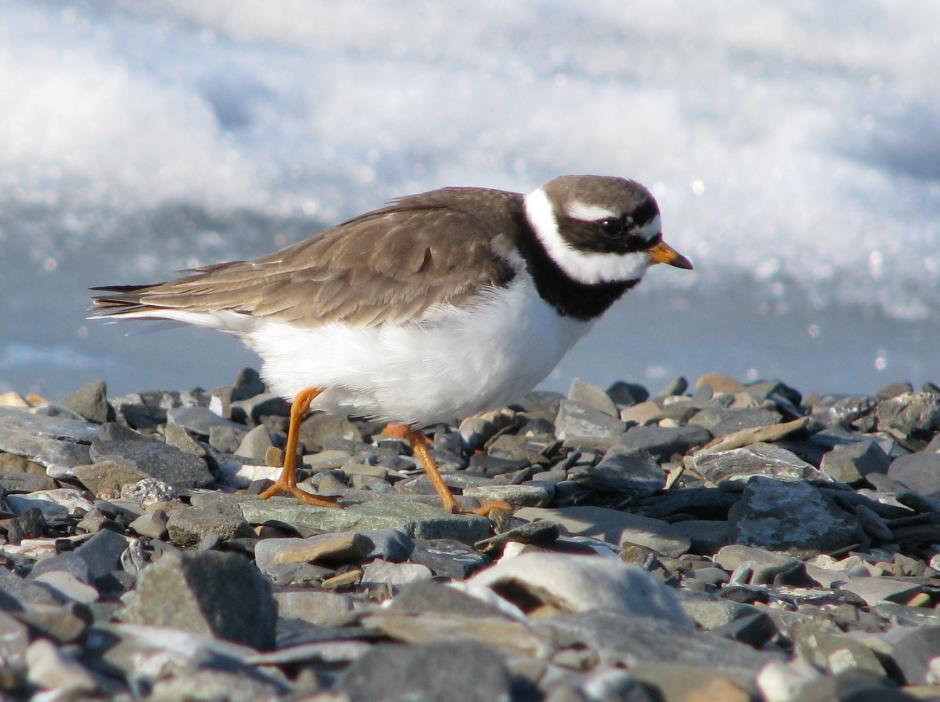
left=4, top=369, right=940, bottom=700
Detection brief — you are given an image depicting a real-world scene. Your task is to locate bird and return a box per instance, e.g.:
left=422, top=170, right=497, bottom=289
left=91, top=175, right=692, bottom=513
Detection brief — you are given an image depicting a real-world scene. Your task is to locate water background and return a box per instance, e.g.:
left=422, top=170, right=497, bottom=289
left=2, top=1, right=939, bottom=399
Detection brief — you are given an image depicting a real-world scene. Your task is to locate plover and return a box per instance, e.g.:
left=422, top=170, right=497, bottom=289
left=92, top=175, right=692, bottom=512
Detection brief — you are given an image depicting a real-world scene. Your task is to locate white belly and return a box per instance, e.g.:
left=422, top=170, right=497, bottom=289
left=245, top=276, right=591, bottom=425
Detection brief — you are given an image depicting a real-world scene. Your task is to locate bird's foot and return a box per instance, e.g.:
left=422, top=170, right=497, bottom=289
left=257, top=479, right=341, bottom=508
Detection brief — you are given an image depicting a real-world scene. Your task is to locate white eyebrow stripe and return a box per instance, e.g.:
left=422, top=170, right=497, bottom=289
left=638, top=214, right=662, bottom=241
left=564, top=200, right=619, bottom=222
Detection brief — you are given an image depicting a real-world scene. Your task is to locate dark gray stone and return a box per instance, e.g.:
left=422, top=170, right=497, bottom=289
left=876, top=392, right=940, bottom=437
left=641, top=488, right=739, bottom=520
left=90, top=435, right=213, bottom=488
left=690, top=407, right=782, bottom=437
left=409, top=539, right=490, bottom=579
left=887, top=434, right=940, bottom=498
left=712, top=611, right=777, bottom=647
left=555, top=399, right=623, bottom=450
left=298, top=412, right=363, bottom=452
left=59, top=380, right=111, bottom=424
left=208, top=424, right=248, bottom=454
left=669, top=520, right=730, bottom=555
left=728, top=477, right=863, bottom=557
left=714, top=545, right=802, bottom=585
left=341, top=641, right=515, bottom=702
left=389, top=581, right=508, bottom=618
left=474, top=519, right=560, bottom=555
left=607, top=381, right=649, bottom=407
left=167, top=406, right=246, bottom=438
left=0, top=408, right=95, bottom=477
left=820, top=441, right=891, bottom=485
left=0, top=567, right=63, bottom=610
left=74, top=528, right=128, bottom=582
left=877, top=381, right=915, bottom=400
left=890, top=625, right=940, bottom=685
left=230, top=367, right=265, bottom=401
left=28, top=552, right=93, bottom=585
left=618, top=425, right=711, bottom=461
left=166, top=494, right=254, bottom=548
left=691, top=444, right=821, bottom=483
left=125, top=550, right=276, bottom=649
left=568, top=378, right=618, bottom=417
left=572, top=444, right=665, bottom=497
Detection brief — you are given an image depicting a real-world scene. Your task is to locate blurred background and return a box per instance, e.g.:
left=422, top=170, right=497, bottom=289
left=2, top=0, right=939, bottom=399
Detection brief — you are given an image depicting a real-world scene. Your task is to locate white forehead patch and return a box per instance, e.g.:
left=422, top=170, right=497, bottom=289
left=565, top=199, right=619, bottom=222
left=524, top=187, right=652, bottom=286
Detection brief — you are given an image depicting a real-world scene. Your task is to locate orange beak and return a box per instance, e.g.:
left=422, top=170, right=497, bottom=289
left=648, top=239, right=693, bottom=270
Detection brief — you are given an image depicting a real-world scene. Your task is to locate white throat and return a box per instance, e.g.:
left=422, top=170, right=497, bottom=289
left=523, top=187, right=651, bottom=286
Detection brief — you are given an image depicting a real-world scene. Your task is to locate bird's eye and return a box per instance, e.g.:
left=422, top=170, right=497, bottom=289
left=598, top=217, right=623, bottom=237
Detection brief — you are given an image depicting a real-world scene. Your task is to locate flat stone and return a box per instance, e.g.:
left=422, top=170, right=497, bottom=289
left=361, top=559, right=433, bottom=587
left=669, top=520, right=731, bottom=554
left=475, top=519, right=560, bottom=555
left=341, top=641, right=516, bottom=702
left=0, top=408, right=95, bottom=477
left=458, top=415, right=499, bottom=452
left=59, top=380, right=110, bottom=424
left=0, top=567, right=63, bottom=609
left=677, top=591, right=764, bottom=630
left=31, top=570, right=98, bottom=604
left=876, top=392, right=940, bottom=438
left=728, top=477, right=863, bottom=557
left=388, top=580, right=508, bottom=619
left=239, top=496, right=490, bottom=544
left=129, top=509, right=169, bottom=539
left=166, top=405, right=246, bottom=438
left=149, top=667, right=287, bottom=701
left=516, top=506, right=690, bottom=557
left=26, top=637, right=98, bottom=693
left=0, top=467, right=56, bottom=493
left=254, top=532, right=374, bottom=574
left=620, top=401, right=663, bottom=425
left=618, top=425, right=711, bottom=461
left=409, top=539, right=491, bottom=579
left=568, top=378, right=618, bottom=417
left=125, top=550, right=276, bottom=649
left=890, top=625, right=940, bottom=686
left=163, top=421, right=209, bottom=458
left=701, top=416, right=810, bottom=453
left=838, top=576, right=925, bottom=606
left=641, top=487, right=739, bottom=519
left=90, top=435, right=213, bottom=488
left=555, top=399, right=623, bottom=450
left=73, top=460, right=149, bottom=499
left=464, top=552, right=692, bottom=627
left=572, top=444, right=665, bottom=497
left=463, top=483, right=553, bottom=507
left=274, top=590, right=355, bottom=626
left=208, top=424, right=248, bottom=454
left=691, top=443, right=821, bottom=483
left=6, top=488, right=95, bottom=522
left=74, top=528, right=128, bottom=582
left=819, top=441, right=891, bottom=485
left=535, top=610, right=781, bottom=684
left=231, top=392, right=291, bottom=426
left=28, top=552, right=93, bottom=585
left=17, top=601, right=91, bottom=643
left=696, top=373, right=745, bottom=395
left=887, top=434, right=940, bottom=498
left=715, top=545, right=803, bottom=584
left=165, top=495, right=254, bottom=548
left=0, top=610, right=29, bottom=675
left=298, top=412, right=363, bottom=451
left=690, top=407, right=782, bottom=437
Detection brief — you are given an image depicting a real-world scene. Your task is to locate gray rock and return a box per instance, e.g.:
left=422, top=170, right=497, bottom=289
left=26, top=638, right=98, bottom=693
left=819, top=440, right=890, bottom=485
left=234, top=425, right=274, bottom=461
left=572, top=445, right=664, bottom=497
left=17, top=601, right=92, bottom=644
left=555, top=399, right=623, bottom=450
left=208, top=424, right=248, bottom=454
left=657, top=377, right=688, bottom=397
left=230, top=367, right=265, bottom=401
left=618, top=425, right=711, bottom=461
left=389, top=580, right=508, bottom=618
left=274, top=589, right=355, bottom=626
left=149, top=668, right=286, bottom=702
left=341, top=641, right=515, bottom=702
left=475, top=519, right=560, bottom=555
left=163, top=421, right=210, bottom=458
left=690, top=407, right=782, bottom=437
left=74, top=528, right=128, bottom=582
left=640, top=488, right=739, bottom=519
left=409, top=539, right=490, bottom=579
left=677, top=591, right=764, bottom=630
left=0, top=567, right=63, bottom=609
left=463, top=483, right=554, bottom=507
left=30, top=570, right=98, bottom=605
left=458, top=415, right=498, bottom=452
left=890, top=625, right=940, bottom=685
left=669, top=520, right=731, bottom=554
left=299, top=412, right=362, bottom=451
left=0, top=610, right=28, bottom=676
left=691, top=443, right=821, bottom=483
left=73, top=460, right=149, bottom=499
left=239, top=496, right=490, bottom=544
left=607, top=381, right=649, bottom=407
left=129, top=509, right=169, bottom=539
left=516, top=506, right=690, bottom=557
left=0, top=466, right=56, bottom=493
left=230, top=392, right=291, bottom=427
left=6, top=488, right=95, bottom=521
left=877, top=381, right=915, bottom=400
left=568, top=378, right=618, bottom=417
left=59, top=379, right=111, bottom=424
left=166, top=495, right=254, bottom=548
left=254, top=532, right=374, bottom=576
left=714, top=544, right=802, bottom=584
left=887, top=433, right=940, bottom=498
left=90, top=435, right=213, bottom=488
left=728, top=477, right=863, bottom=557
left=876, top=391, right=940, bottom=437
left=28, top=552, right=93, bottom=586
left=361, top=559, right=433, bottom=587
left=166, top=405, right=246, bottom=438
left=120, top=477, right=178, bottom=506
left=535, top=610, right=781, bottom=683
left=125, top=550, right=276, bottom=649
left=0, top=407, right=95, bottom=477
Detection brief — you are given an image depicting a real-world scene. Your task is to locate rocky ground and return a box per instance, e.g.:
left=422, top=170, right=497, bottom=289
left=1, top=369, right=940, bottom=701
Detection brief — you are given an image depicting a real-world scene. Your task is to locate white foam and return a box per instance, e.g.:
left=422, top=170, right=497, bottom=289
left=2, top=0, right=939, bottom=321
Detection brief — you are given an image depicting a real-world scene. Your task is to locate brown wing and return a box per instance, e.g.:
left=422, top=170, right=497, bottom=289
left=91, top=188, right=522, bottom=328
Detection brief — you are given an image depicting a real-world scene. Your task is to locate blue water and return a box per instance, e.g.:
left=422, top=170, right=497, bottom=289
left=2, top=1, right=939, bottom=399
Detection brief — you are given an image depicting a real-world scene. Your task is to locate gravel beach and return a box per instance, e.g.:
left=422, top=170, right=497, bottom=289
left=1, top=370, right=940, bottom=701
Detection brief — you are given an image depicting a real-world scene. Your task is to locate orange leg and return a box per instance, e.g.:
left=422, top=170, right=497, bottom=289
left=259, top=386, right=340, bottom=508
left=384, top=424, right=510, bottom=516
